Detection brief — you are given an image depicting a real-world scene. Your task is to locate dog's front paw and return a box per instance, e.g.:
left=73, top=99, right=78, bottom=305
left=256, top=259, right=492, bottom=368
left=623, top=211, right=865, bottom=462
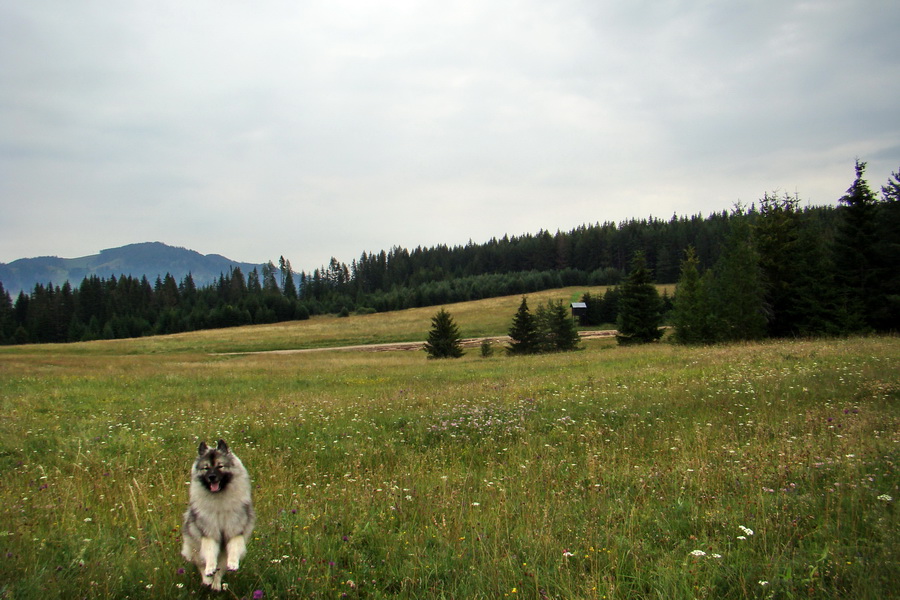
left=226, top=557, right=240, bottom=571
left=203, top=564, right=219, bottom=578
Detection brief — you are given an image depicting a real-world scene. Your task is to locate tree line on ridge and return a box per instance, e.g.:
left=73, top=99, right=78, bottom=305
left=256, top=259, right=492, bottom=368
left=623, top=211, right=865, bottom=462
left=0, top=161, right=897, bottom=345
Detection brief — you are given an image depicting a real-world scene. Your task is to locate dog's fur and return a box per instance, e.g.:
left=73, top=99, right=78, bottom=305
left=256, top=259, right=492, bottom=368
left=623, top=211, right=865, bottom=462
left=181, top=439, right=255, bottom=591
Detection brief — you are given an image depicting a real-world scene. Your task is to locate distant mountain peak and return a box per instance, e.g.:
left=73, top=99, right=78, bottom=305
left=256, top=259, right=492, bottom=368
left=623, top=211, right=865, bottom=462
left=0, top=242, right=263, bottom=296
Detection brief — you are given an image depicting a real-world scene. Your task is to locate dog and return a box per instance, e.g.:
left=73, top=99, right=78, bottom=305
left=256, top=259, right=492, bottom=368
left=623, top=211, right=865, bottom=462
left=181, top=439, right=255, bottom=591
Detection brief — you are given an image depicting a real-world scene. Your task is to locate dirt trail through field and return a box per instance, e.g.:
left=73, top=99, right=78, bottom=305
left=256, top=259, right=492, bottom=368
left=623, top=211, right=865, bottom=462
left=219, top=330, right=617, bottom=355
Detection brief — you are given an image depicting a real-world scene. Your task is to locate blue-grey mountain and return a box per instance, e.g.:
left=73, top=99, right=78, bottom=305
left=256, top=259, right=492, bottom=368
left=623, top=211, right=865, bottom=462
left=0, top=242, right=263, bottom=296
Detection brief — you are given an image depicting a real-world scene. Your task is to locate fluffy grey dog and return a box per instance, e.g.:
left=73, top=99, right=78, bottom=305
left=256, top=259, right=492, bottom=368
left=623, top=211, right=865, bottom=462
left=181, top=439, right=255, bottom=591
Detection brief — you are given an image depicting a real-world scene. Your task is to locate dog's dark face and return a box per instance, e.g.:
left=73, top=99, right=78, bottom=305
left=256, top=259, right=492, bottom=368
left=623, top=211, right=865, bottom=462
left=194, top=439, right=235, bottom=494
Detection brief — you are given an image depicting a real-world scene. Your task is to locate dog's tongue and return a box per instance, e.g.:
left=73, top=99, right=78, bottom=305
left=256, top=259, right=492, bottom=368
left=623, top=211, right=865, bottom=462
left=210, top=481, right=221, bottom=493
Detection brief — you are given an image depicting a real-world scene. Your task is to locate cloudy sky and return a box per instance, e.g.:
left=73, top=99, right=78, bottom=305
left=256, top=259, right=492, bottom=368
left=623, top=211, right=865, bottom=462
left=2, top=0, right=899, bottom=270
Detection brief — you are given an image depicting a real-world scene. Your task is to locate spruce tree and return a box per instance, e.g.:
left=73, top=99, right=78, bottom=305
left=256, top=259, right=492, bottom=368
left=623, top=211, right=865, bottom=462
left=673, top=246, right=713, bottom=344
left=544, top=299, right=581, bottom=351
left=534, top=302, right=553, bottom=353
left=755, top=193, right=803, bottom=337
left=598, top=287, right=619, bottom=325
left=0, top=282, right=14, bottom=344
left=706, top=214, right=768, bottom=342
left=280, top=256, right=298, bottom=300
left=423, top=308, right=464, bottom=359
left=833, top=160, right=879, bottom=332
left=616, top=252, right=663, bottom=345
left=873, top=166, right=900, bottom=331
left=507, top=297, right=540, bottom=355
left=578, top=292, right=600, bottom=326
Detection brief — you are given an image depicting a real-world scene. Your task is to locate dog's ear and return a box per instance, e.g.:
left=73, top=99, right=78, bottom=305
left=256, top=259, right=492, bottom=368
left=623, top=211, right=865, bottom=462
left=198, top=441, right=208, bottom=455
left=217, top=439, right=229, bottom=454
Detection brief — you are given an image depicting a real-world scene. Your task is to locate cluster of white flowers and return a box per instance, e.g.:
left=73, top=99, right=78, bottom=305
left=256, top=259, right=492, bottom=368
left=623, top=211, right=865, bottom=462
left=877, top=494, right=893, bottom=503
left=690, top=550, right=706, bottom=557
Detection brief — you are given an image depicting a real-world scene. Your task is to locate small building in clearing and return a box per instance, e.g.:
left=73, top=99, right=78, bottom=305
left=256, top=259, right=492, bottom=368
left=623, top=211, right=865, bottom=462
left=570, top=302, right=587, bottom=320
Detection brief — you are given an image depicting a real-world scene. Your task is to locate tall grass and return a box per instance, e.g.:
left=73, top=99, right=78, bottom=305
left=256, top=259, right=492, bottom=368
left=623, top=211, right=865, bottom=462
left=0, top=320, right=897, bottom=598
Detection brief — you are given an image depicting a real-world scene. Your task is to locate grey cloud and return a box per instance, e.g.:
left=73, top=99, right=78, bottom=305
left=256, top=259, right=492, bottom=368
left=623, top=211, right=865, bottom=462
left=1, top=0, right=898, bottom=268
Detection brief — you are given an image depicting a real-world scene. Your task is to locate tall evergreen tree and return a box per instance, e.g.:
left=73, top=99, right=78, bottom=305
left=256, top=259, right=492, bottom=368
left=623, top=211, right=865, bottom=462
left=0, top=282, right=13, bottom=344
left=578, top=292, right=603, bottom=326
left=156, top=273, right=180, bottom=309
left=247, top=269, right=262, bottom=295
left=755, top=193, right=803, bottom=337
left=873, top=166, right=900, bottom=331
left=598, top=287, right=619, bottom=325
left=507, top=297, right=540, bottom=355
left=279, top=256, right=298, bottom=300
left=283, top=261, right=298, bottom=300
left=616, top=252, right=663, bottom=345
left=706, top=214, right=768, bottom=342
left=673, top=246, right=713, bottom=344
left=833, top=160, right=879, bottom=332
left=262, top=261, right=281, bottom=295
left=423, top=308, right=464, bottom=359
left=789, top=214, right=841, bottom=336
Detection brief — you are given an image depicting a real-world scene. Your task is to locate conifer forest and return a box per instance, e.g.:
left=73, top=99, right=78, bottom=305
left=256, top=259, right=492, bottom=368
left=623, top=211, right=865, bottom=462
left=1, top=162, right=898, bottom=345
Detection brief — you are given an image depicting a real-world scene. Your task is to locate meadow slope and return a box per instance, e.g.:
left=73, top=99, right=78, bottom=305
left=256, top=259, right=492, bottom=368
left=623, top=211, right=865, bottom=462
left=0, top=294, right=897, bottom=599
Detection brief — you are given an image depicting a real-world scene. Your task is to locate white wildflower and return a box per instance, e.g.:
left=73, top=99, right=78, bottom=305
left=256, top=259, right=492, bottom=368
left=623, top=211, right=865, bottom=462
left=690, top=550, right=706, bottom=557
left=877, top=494, right=893, bottom=503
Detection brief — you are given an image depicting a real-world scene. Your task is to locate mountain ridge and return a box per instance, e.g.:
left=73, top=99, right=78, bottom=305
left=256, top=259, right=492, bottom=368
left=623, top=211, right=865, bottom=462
left=0, top=242, right=264, bottom=296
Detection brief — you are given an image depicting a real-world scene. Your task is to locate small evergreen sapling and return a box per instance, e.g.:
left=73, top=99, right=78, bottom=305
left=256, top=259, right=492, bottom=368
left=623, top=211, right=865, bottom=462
left=507, top=297, right=540, bottom=355
left=616, top=252, right=663, bottom=345
left=424, top=308, right=464, bottom=359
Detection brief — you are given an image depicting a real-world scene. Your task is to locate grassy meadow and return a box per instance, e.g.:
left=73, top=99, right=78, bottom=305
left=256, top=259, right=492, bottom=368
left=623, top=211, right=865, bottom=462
left=0, top=288, right=897, bottom=599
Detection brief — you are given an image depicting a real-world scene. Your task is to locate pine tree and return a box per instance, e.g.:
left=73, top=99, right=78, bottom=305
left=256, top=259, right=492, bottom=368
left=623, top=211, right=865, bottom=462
left=616, top=252, right=663, bottom=345
left=873, top=166, right=900, bottom=331
left=706, top=214, right=768, bottom=342
left=262, top=261, right=281, bottom=295
left=280, top=256, right=298, bottom=300
left=283, top=268, right=298, bottom=301
left=789, top=215, right=841, bottom=336
left=755, top=193, right=803, bottom=337
left=543, top=299, right=581, bottom=351
left=423, top=308, right=464, bottom=359
left=0, top=282, right=14, bottom=344
left=579, top=292, right=603, bottom=326
left=673, top=246, right=713, bottom=344
left=883, top=167, right=900, bottom=204
left=833, top=160, right=879, bottom=332
left=247, top=269, right=262, bottom=295
left=598, top=287, right=619, bottom=325
left=507, top=297, right=540, bottom=355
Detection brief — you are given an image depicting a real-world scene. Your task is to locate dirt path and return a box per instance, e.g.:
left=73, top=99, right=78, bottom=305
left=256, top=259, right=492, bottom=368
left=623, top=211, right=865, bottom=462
left=219, top=330, right=618, bottom=355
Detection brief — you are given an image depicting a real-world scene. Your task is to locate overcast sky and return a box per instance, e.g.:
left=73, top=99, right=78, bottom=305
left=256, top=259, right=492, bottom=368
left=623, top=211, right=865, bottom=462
left=2, top=0, right=899, bottom=270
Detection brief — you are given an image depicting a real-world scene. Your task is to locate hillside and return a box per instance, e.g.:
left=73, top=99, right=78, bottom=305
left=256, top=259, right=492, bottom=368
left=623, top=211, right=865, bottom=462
left=0, top=242, right=262, bottom=295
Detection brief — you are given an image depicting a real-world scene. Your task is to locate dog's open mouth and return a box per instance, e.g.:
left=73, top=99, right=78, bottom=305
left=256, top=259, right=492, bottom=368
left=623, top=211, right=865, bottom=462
left=209, top=481, right=221, bottom=493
